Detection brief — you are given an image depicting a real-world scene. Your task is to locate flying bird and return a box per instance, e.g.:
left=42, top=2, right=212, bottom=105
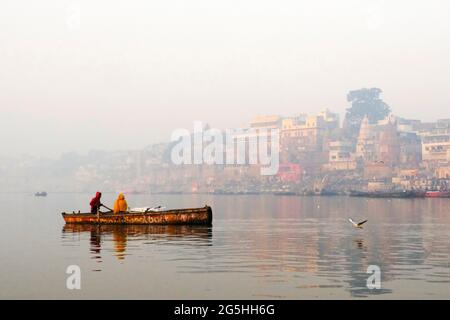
left=349, top=218, right=368, bottom=229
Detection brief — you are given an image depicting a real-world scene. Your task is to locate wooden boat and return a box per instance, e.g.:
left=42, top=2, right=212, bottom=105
left=61, top=205, right=213, bottom=225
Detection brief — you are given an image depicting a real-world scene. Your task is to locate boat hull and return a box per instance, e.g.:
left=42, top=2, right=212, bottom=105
left=62, top=206, right=213, bottom=225
left=425, top=191, right=450, bottom=198
left=349, top=190, right=425, bottom=198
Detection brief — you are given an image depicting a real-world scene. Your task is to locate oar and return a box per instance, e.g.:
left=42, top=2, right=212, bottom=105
left=101, top=204, right=113, bottom=212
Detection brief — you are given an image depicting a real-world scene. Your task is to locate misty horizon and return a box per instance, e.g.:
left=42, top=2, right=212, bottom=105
left=1, top=0, right=449, bottom=158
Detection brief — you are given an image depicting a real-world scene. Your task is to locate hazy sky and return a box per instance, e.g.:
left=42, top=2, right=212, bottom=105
left=1, top=0, right=449, bottom=157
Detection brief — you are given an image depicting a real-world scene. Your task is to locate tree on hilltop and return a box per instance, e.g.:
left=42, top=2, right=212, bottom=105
left=344, top=88, right=391, bottom=137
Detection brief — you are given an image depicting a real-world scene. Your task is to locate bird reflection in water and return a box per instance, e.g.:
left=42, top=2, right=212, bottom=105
left=354, top=238, right=366, bottom=251
left=62, top=224, right=213, bottom=263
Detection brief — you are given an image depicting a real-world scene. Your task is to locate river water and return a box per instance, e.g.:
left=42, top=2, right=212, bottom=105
left=0, top=193, right=449, bottom=299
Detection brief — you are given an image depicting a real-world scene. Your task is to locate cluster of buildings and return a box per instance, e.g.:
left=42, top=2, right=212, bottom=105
left=2, top=109, right=450, bottom=195
left=245, top=110, right=450, bottom=193
left=65, top=111, right=450, bottom=194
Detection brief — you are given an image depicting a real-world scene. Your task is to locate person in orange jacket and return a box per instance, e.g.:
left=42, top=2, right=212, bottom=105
left=113, top=193, right=129, bottom=214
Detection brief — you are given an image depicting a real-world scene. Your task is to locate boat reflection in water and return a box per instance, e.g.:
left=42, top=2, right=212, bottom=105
left=62, top=224, right=213, bottom=262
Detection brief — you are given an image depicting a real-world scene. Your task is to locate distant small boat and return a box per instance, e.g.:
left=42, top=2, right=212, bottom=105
left=425, top=191, right=450, bottom=198
left=319, top=190, right=340, bottom=196
left=35, top=192, right=47, bottom=197
left=62, top=205, right=213, bottom=226
left=273, top=191, right=297, bottom=196
left=349, top=190, right=424, bottom=198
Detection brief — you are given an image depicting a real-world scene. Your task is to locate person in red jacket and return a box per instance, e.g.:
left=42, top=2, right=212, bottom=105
left=90, top=192, right=103, bottom=214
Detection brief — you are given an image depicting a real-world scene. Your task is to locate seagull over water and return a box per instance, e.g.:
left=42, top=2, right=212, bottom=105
left=349, top=218, right=368, bottom=229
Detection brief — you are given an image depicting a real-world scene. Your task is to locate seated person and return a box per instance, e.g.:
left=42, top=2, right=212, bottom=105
left=113, top=193, right=129, bottom=214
